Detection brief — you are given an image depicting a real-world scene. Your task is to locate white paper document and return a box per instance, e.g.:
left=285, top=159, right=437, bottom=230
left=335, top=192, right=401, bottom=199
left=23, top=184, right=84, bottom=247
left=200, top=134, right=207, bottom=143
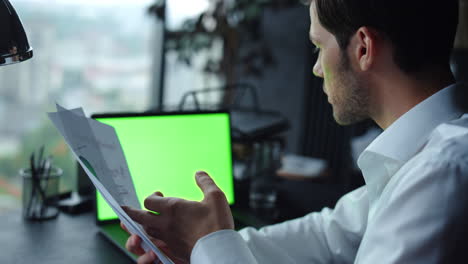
left=48, top=104, right=173, bottom=264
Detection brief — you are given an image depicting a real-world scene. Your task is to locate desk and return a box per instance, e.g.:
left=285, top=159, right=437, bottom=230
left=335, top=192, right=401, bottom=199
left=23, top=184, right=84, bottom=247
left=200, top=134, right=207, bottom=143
left=0, top=210, right=133, bottom=264
left=0, top=178, right=349, bottom=263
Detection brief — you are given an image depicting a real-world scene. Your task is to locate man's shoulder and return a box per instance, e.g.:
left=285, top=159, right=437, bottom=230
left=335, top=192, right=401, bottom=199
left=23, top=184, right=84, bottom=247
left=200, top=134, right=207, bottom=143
left=430, top=113, right=468, bottom=142
left=386, top=114, right=468, bottom=198
left=422, top=114, right=468, bottom=164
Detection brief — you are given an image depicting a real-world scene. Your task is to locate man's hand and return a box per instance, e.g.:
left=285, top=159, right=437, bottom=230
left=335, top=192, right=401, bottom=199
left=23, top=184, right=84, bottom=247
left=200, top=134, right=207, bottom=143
left=121, top=222, right=187, bottom=264
left=123, top=171, right=234, bottom=262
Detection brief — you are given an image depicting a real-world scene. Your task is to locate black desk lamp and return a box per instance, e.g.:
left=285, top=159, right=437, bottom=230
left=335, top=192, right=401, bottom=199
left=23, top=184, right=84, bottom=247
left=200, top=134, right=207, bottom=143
left=0, top=0, right=33, bottom=66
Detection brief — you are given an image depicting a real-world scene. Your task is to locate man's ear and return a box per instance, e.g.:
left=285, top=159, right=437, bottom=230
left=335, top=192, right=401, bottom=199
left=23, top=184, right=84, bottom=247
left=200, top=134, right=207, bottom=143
left=352, top=27, right=378, bottom=71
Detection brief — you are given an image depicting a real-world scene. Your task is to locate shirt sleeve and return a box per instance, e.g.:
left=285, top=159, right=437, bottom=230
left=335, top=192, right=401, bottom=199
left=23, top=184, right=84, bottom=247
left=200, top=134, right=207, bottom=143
left=191, top=186, right=370, bottom=264
left=355, top=147, right=468, bottom=263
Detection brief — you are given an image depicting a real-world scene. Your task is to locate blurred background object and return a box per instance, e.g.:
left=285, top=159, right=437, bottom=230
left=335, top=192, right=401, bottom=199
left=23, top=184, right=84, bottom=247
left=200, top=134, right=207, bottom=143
left=21, top=147, right=61, bottom=221
left=0, top=0, right=33, bottom=66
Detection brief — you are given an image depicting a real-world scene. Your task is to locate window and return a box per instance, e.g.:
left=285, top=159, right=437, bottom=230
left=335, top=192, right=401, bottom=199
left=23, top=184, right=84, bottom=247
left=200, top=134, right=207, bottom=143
left=163, top=0, right=223, bottom=109
left=0, top=0, right=158, bottom=212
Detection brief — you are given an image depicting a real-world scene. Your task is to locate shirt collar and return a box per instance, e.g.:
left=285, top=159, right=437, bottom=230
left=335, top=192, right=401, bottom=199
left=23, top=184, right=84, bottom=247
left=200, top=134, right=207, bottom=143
left=358, top=83, right=463, bottom=174
left=357, top=83, right=463, bottom=208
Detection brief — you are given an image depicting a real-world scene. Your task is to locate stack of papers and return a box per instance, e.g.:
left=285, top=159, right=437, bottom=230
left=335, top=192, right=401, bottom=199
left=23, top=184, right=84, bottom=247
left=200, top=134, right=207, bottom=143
left=48, top=104, right=173, bottom=264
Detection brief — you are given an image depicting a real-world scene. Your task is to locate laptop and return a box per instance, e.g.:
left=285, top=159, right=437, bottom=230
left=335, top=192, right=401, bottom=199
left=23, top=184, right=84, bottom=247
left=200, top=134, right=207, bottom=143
left=91, top=111, right=267, bottom=261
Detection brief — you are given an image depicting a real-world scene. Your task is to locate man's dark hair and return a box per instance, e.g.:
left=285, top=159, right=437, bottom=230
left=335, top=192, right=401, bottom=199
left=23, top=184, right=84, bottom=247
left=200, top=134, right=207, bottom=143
left=313, top=0, right=459, bottom=74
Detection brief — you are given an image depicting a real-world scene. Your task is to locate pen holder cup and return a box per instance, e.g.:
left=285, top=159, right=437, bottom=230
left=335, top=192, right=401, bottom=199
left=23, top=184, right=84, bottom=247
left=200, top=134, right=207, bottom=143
left=20, top=168, right=62, bottom=221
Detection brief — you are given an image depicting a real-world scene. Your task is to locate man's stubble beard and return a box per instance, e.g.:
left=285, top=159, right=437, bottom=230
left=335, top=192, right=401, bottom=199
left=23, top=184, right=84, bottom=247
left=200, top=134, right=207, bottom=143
left=331, top=53, right=370, bottom=126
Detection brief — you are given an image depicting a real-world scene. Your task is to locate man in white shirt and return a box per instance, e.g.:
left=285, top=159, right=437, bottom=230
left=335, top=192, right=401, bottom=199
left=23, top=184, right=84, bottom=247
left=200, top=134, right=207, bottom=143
left=123, top=0, right=468, bottom=263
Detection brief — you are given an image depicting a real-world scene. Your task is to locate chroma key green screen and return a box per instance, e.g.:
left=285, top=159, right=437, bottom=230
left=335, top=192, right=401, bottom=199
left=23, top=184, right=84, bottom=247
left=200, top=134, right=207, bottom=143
left=94, top=112, right=235, bottom=222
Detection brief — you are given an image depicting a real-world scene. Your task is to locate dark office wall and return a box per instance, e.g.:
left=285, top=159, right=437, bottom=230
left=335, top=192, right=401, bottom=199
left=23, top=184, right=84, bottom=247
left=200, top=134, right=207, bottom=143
left=452, top=50, right=468, bottom=112
left=238, top=5, right=311, bottom=154
left=452, top=0, right=468, bottom=111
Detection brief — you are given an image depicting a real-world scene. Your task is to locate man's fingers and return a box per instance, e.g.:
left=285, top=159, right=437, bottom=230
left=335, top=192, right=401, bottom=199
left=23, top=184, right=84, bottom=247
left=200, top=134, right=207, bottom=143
left=126, top=234, right=146, bottom=256
left=143, top=193, right=171, bottom=212
left=137, top=251, right=158, bottom=264
left=125, top=234, right=171, bottom=262
left=123, top=206, right=161, bottom=226
left=151, top=238, right=168, bottom=248
left=120, top=222, right=129, bottom=234
left=195, top=171, right=224, bottom=200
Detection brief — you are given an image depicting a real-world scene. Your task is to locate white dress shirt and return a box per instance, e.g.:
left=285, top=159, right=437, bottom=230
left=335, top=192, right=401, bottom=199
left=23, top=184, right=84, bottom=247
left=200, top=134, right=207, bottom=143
left=191, top=83, right=468, bottom=264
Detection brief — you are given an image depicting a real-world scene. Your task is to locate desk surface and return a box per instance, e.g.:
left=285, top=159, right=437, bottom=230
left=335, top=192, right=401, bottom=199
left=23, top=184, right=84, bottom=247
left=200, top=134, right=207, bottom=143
left=0, top=210, right=133, bottom=264
left=0, top=179, right=348, bottom=263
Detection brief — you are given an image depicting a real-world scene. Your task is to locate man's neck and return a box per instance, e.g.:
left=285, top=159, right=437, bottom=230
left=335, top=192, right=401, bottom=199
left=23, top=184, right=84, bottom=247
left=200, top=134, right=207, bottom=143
left=371, top=69, right=455, bottom=129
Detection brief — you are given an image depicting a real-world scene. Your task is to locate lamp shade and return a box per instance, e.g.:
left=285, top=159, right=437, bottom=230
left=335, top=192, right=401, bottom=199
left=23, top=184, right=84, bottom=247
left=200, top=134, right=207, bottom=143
left=0, top=0, right=33, bottom=66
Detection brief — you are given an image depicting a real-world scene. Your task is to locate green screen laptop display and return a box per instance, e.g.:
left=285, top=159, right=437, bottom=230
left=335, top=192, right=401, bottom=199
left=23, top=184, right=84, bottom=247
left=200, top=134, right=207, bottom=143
left=94, top=112, right=234, bottom=222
